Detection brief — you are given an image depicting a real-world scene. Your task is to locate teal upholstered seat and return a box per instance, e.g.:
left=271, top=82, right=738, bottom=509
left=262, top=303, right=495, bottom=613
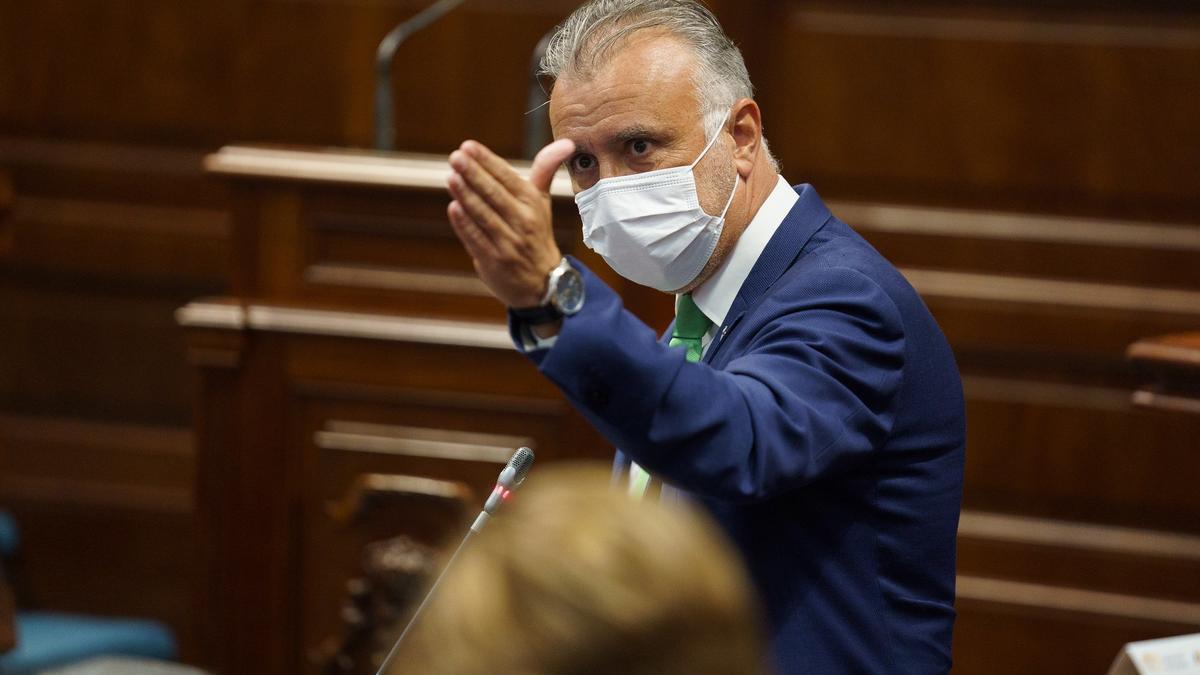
left=0, top=512, right=177, bottom=674
left=0, top=511, right=18, bottom=558
left=0, top=613, right=176, bottom=674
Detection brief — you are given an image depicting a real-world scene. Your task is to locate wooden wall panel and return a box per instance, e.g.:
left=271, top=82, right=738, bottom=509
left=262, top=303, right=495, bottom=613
left=4, top=1, right=1197, bottom=217
left=960, top=383, right=1199, bottom=531
left=766, top=2, right=1200, bottom=220
left=0, top=138, right=227, bottom=655
left=0, top=284, right=196, bottom=423
left=955, top=583, right=1200, bottom=674
left=0, top=0, right=574, bottom=155
left=957, top=513, right=1200, bottom=603
left=0, top=3, right=242, bottom=146
left=0, top=0, right=759, bottom=158
left=0, top=415, right=194, bottom=649
left=834, top=200, right=1200, bottom=288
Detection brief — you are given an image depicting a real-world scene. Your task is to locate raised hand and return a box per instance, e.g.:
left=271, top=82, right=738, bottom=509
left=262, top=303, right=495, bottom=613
left=447, top=138, right=576, bottom=308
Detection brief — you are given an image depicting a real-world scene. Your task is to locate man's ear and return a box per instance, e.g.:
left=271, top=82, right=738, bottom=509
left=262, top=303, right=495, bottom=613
left=729, top=98, right=762, bottom=177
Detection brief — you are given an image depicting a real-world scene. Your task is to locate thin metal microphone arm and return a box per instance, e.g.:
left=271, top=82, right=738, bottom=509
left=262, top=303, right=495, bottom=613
left=523, top=29, right=555, bottom=159
left=374, top=0, right=468, bottom=151
left=373, top=447, right=534, bottom=674
left=374, top=526, right=474, bottom=675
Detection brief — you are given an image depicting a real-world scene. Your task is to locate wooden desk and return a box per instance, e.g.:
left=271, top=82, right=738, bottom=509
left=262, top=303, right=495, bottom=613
left=182, top=147, right=671, bottom=675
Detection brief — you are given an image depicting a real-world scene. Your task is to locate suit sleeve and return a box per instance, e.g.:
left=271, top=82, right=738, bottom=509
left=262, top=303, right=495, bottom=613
left=512, top=257, right=906, bottom=502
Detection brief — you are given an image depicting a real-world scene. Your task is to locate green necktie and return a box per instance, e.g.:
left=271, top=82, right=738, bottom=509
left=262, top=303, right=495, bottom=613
left=630, top=294, right=713, bottom=498
left=668, top=293, right=713, bottom=363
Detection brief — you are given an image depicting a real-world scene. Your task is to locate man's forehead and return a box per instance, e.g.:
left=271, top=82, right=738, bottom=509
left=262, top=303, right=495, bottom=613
left=549, top=33, right=701, bottom=137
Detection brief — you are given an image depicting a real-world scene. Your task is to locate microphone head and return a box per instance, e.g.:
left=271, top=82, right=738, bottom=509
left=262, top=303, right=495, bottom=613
left=507, top=447, right=535, bottom=487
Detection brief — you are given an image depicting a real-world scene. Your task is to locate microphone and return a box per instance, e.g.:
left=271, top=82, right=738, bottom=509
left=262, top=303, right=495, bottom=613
left=374, top=0, right=469, bottom=150
left=472, top=445, right=534, bottom=532
left=374, top=447, right=536, bottom=674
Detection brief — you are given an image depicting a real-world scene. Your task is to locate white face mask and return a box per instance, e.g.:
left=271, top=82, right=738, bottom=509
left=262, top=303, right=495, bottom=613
left=574, top=122, right=739, bottom=292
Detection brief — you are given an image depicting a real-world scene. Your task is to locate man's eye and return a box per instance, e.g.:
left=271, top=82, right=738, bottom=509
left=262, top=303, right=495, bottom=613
left=572, top=155, right=596, bottom=172
left=631, top=139, right=650, bottom=155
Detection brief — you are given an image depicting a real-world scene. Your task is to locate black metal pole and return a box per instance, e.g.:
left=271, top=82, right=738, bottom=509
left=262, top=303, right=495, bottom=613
left=374, top=0, right=468, bottom=151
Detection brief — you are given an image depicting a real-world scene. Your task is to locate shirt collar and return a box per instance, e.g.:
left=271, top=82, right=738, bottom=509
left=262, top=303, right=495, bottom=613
left=690, top=175, right=799, bottom=327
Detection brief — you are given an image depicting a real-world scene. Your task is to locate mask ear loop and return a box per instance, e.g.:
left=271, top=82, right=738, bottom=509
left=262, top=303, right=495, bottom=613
left=689, top=111, right=732, bottom=169
left=717, top=169, right=740, bottom=220
left=692, top=112, right=740, bottom=220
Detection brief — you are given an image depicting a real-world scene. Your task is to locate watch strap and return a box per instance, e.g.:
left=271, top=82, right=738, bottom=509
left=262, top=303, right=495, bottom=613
left=511, top=258, right=571, bottom=324
left=510, top=303, right=563, bottom=325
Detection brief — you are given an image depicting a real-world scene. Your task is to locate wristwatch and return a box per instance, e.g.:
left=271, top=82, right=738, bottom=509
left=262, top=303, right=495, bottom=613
left=511, top=257, right=585, bottom=324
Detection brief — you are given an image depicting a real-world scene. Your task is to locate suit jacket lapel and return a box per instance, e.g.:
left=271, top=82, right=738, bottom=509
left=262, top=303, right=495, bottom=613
left=702, top=183, right=833, bottom=366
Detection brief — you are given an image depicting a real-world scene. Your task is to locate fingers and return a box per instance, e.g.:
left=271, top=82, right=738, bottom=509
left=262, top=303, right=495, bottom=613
left=444, top=141, right=565, bottom=308
left=456, top=138, right=572, bottom=197
left=446, top=199, right=498, bottom=261
left=529, top=139, right=575, bottom=193
left=450, top=146, right=528, bottom=225
left=461, top=141, right=531, bottom=197
left=447, top=171, right=519, bottom=249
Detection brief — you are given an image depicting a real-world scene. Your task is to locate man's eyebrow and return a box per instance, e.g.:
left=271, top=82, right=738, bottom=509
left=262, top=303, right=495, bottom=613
left=612, top=124, right=659, bottom=143
left=567, top=125, right=667, bottom=158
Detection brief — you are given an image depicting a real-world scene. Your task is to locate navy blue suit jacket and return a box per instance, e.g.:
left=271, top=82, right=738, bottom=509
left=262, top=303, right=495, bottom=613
left=512, top=185, right=965, bottom=673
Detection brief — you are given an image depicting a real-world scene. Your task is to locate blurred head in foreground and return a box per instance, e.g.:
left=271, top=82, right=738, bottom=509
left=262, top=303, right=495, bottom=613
left=394, top=463, right=767, bottom=675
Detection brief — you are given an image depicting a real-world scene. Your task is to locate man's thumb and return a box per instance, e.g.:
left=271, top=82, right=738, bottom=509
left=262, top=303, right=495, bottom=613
left=529, top=139, right=576, bottom=193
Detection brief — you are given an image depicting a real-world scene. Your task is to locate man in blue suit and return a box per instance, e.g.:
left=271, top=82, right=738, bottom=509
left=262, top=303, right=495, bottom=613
left=444, top=1, right=965, bottom=672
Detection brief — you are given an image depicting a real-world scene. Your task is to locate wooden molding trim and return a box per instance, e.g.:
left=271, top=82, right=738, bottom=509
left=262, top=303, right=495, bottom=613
left=962, top=375, right=1131, bottom=412
left=315, top=420, right=533, bottom=464
left=957, top=575, right=1200, bottom=626
left=1127, top=334, right=1200, bottom=368
left=326, top=473, right=473, bottom=524
left=0, top=414, right=192, bottom=457
left=832, top=200, right=1200, bottom=253
left=177, top=301, right=512, bottom=349
left=246, top=305, right=511, bottom=349
left=959, top=510, right=1200, bottom=562
left=0, top=414, right=194, bottom=514
left=292, top=380, right=564, bottom=416
left=0, top=475, right=192, bottom=515
left=791, top=8, right=1200, bottom=50
left=13, top=196, right=229, bottom=239
left=902, top=268, right=1200, bottom=316
left=0, top=136, right=206, bottom=175
left=304, top=263, right=493, bottom=297
left=176, top=302, right=246, bottom=330
left=1131, top=390, right=1200, bottom=415
left=204, top=145, right=575, bottom=197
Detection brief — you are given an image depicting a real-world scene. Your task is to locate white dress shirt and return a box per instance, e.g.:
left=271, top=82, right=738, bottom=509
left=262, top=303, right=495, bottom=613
left=691, top=174, right=799, bottom=353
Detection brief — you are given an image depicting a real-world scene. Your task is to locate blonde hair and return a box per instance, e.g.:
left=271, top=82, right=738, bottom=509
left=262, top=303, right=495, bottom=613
left=394, top=464, right=766, bottom=674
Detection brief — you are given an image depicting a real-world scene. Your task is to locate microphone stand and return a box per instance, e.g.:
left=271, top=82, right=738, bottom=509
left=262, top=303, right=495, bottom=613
left=522, top=30, right=554, bottom=160
left=374, top=0, right=468, bottom=151
left=373, top=526, right=476, bottom=674
left=374, top=448, right=534, bottom=674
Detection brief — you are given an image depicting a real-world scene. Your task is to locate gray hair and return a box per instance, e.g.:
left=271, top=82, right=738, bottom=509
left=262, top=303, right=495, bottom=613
left=541, top=0, right=778, bottom=170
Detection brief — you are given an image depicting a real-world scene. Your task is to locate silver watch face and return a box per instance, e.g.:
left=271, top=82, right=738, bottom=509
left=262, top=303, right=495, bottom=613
left=553, top=267, right=585, bottom=316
